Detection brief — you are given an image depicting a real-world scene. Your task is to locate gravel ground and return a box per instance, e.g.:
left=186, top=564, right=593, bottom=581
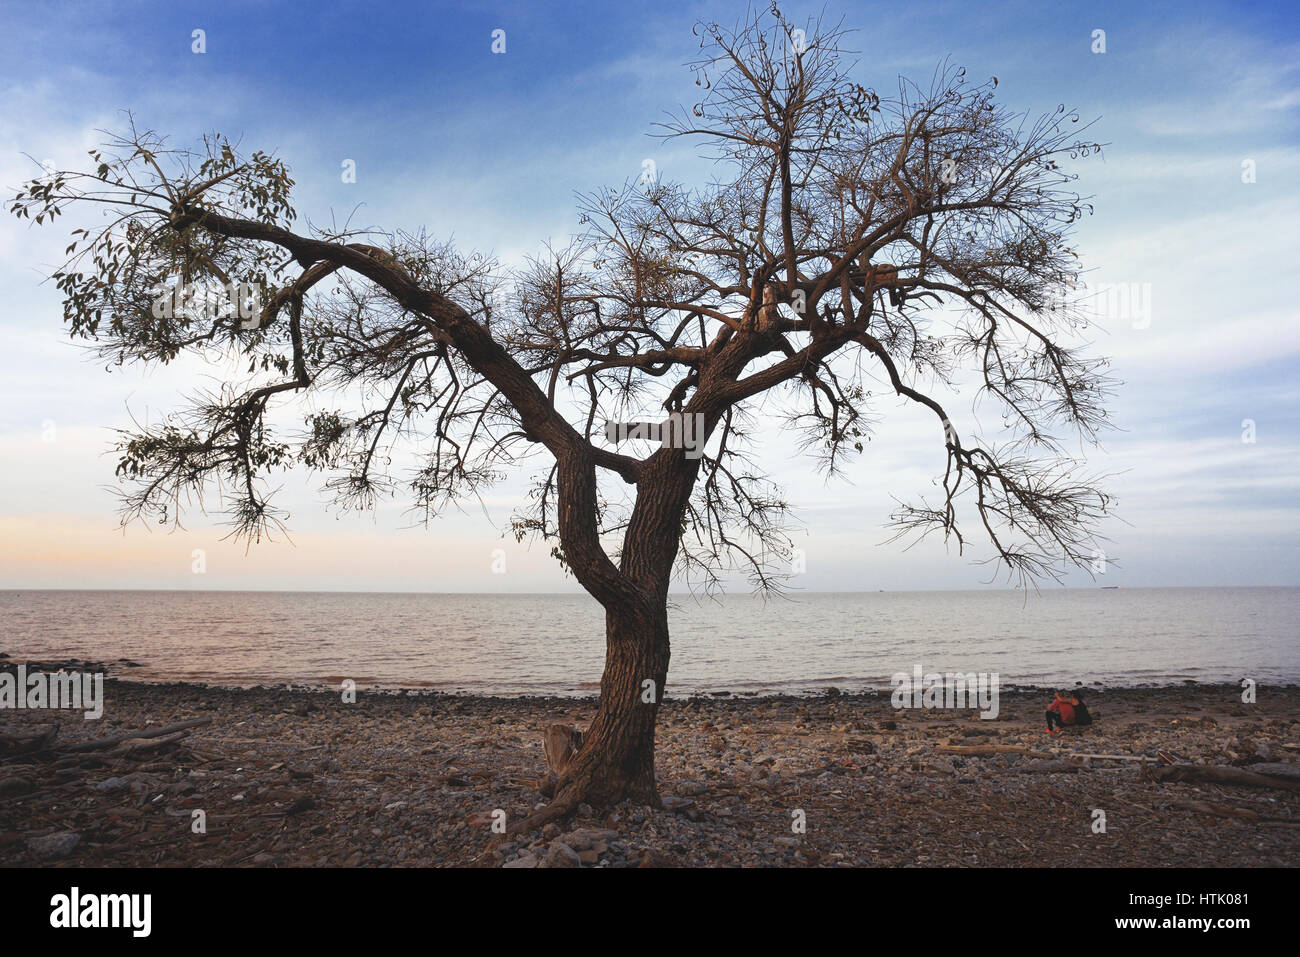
left=2, top=670, right=1298, bottom=867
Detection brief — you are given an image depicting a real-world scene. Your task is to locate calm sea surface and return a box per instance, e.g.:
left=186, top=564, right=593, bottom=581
left=1, top=588, right=1296, bottom=696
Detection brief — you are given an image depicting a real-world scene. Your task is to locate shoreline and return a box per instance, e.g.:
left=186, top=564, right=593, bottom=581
left=3, top=656, right=1290, bottom=699
left=3, top=675, right=1297, bottom=867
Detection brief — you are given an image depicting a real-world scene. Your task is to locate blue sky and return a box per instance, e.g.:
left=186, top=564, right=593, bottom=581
left=0, top=0, right=1297, bottom=592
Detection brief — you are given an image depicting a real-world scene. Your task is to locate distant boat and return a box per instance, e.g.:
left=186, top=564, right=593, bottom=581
left=1100, top=585, right=1120, bottom=589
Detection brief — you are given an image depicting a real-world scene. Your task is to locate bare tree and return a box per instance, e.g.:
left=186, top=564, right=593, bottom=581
left=12, top=4, right=1112, bottom=824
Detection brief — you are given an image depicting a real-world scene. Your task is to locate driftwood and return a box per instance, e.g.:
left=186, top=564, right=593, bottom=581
left=64, top=717, right=212, bottom=753
left=935, top=744, right=1038, bottom=756
left=1169, top=799, right=1300, bottom=826
left=1248, top=762, right=1300, bottom=781
left=111, top=731, right=189, bottom=757
left=0, top=775, right=35, bottom=798
left=0, top=725, right=57, bottom=756
left=938, top=744, right=1161, bottom=763
left=1070, top=752, right=1158, bottom=762
left=1149, top=764, right=1300, bottom=792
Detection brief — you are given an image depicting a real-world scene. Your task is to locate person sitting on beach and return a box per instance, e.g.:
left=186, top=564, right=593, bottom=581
left=1068, top=691, right=1093, bottom=726
left=1045, top=690, right=1075, bottom=734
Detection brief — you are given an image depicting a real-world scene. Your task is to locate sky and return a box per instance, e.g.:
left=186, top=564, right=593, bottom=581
left=0, top=0, right=1297, bottom=593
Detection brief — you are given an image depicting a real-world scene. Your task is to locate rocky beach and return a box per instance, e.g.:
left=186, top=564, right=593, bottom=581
left=2, top=666, right=1298, bottom=868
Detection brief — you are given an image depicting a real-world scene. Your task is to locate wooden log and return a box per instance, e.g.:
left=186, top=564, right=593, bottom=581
left=1069, top=752, right=1158, bottom=762
left=0, top=725, right=57, bottom=756
left=64, top=717, right=212, bottom=753
left=1249, top=762, right=1300, bottom=781
left=111, top=731, right=188, bottom=757
left=0, top=775, right=34, bottom=798
left=0, top=725, right=57, bottom=744
left=1150, top=764, right=1300, bottom=792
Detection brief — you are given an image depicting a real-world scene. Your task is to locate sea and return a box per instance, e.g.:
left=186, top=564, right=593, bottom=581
left=0, top=587, right=1296, bottom=696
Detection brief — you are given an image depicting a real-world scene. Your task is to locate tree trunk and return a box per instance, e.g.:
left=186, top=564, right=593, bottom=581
left=553, top=601, right=670, bottom=808
left=521, top=414, right=703, bottom=823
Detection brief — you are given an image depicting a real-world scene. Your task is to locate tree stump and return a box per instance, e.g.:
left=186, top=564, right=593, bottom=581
left=540, top=723, right=583, bottom=798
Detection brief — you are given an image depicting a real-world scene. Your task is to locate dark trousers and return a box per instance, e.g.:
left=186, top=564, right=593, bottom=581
left=1046, top=710, right=1066, bottom=731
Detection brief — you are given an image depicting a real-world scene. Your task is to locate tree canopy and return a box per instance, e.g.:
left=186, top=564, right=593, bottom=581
left=12, top=5, right=1113, bottom=601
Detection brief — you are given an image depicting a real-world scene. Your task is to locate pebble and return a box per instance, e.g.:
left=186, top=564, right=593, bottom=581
left=5, top=679, right=1296, bottom=868
left=545, top=841, right=582, bottom=868
left=26, top=832, right=81, bottom=860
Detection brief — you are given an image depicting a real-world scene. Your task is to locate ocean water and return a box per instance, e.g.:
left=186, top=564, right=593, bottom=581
left=0, top=587, right=1296, bottom=696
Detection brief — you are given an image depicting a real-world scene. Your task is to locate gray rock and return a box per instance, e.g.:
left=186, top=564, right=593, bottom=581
left=26, top=832, right=81, bottom=860
left=0, top=776, right=34, bottom=797
left=545, top=841, right=582, bottom=868
left=559, top=830, right=593, bottom=851
left=559, top=827, right=619, bottom=851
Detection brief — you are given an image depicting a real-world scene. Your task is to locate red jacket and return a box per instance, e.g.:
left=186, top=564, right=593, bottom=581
left=1049, top=699, right=1076, bottom=724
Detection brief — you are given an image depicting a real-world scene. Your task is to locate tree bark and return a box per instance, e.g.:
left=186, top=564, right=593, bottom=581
left=525, top=393, right=705, bottom=821
left=553, top=603, right=671, bottom=809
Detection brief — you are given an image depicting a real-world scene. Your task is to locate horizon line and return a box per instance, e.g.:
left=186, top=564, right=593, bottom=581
left=2, top=584, right=1296, bottom=596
